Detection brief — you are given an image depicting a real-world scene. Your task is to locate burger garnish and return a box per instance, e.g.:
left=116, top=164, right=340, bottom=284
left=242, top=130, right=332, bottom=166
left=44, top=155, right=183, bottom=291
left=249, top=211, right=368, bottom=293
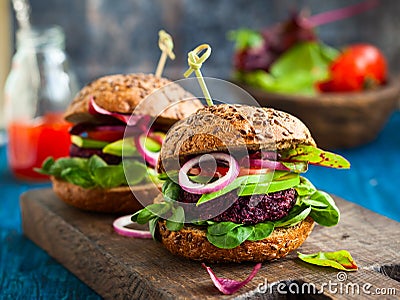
left=132, top=104, right=350, bottom=262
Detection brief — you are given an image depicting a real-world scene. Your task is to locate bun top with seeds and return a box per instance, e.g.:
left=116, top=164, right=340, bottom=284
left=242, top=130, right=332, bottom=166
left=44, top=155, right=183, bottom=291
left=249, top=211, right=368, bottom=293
left=158, top=104, right=316, bottom=173
left=65, top=73, right=203, bottom=126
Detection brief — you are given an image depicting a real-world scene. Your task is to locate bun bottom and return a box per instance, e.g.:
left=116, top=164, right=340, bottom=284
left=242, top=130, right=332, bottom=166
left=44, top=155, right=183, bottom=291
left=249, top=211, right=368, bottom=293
left=157, top=217, right=314, bottom=263
left=51, top=177, right=159, bottom=214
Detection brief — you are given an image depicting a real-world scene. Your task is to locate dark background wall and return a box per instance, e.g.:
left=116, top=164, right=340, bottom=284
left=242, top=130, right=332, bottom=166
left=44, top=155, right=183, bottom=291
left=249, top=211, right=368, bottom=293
left=13, top=0, right=400, bottom=88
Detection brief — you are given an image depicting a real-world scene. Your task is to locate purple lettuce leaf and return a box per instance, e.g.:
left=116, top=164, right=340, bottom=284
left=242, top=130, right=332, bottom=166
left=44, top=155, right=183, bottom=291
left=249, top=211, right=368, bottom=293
left=202, top=263, right=262, bottom=295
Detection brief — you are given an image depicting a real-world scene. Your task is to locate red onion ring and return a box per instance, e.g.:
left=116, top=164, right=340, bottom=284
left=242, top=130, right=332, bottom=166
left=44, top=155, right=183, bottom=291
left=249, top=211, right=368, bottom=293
left=179, top=153, right=239, bottom=194
left=248, top=158, right=290, bottom=171
left=88, top=96, right=150, bottom=127
left=113, top=215, right=152, bottom=238
left=134, top=133, right=161, bottom=167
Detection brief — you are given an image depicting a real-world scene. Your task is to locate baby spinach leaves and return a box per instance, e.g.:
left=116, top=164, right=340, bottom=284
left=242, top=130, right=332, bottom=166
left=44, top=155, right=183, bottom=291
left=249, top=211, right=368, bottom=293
left=36, top=155, right=148, bottom=189
left=298, top=250, right=358, bottom=271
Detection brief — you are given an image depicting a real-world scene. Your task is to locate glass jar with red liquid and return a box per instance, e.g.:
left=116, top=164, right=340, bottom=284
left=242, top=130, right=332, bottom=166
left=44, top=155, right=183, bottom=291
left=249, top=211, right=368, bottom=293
left=4, top=26, right=78, bottom=181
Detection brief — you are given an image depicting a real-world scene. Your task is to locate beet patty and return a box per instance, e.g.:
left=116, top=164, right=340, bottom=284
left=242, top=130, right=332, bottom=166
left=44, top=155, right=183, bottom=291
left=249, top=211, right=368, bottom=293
left=178, top=188, right=297, bottom=224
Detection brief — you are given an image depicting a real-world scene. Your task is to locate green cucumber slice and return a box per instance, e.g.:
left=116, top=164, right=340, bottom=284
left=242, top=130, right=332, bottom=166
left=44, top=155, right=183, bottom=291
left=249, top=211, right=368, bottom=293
left=103, top=139, right=139, bottom=157
left=238, top=173, right=300, bottom=196
left=71, top=135, right=108, bottom=149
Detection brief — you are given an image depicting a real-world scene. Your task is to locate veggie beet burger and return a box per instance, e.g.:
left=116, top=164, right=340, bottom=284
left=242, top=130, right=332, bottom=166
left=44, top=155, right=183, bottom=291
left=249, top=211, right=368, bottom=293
left=132, top=104, right=350, bottom=262
left=37, top=73, right=203, bottom=214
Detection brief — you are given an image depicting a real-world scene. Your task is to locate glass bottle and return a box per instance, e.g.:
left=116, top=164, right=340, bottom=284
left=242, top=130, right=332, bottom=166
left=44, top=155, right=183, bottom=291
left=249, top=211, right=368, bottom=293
left=4, top=25, right=78, bottom=181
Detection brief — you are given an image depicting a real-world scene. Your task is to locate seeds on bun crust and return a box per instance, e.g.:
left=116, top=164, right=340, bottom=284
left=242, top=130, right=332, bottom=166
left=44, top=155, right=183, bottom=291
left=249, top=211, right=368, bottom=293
left=51, top=177, right=158, bottom=214
left=157, top=217, right=315, bottom=263
left=64, top=73, right=203, bottom=125
left=158, top=104, right=316, bottom=173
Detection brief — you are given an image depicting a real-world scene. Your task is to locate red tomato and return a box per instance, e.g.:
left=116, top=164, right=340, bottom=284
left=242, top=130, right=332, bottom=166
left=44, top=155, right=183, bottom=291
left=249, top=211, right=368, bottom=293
left=87, top=130, right=124, bottom=142
left=318, top=44, right=387, bottom=92
left=238, top=167, right=272, bottom=176
left=189, top=166, right=229, bottom=178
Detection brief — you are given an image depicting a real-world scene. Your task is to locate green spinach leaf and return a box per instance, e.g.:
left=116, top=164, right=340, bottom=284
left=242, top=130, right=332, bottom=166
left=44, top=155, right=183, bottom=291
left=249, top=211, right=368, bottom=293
left=247, top=222, right=274, bottom=241
left=162, top=179, right=181, bottom=202
left=61, top=167, right=94, bottom=188
left=274, top=205, right=311, bottom=227
left=228, top=29, right=263, bottom=50
left=207, top=226, right=253, bottom=249
left=166, top=206, right=185, bottom=231
left=280, top=145, right=350, bottom=169
left=207, top=222, right=243, bottom=236
left=308, top=191, right=340, bottom=226
left=298, top=250, right=358, bottom=271
left=92, top=165, right=126, bottom=188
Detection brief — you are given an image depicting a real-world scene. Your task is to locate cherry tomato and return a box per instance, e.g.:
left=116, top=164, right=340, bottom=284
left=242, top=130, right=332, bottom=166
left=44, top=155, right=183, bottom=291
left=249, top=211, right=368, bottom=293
left=318, top=44, right=387, bottom=92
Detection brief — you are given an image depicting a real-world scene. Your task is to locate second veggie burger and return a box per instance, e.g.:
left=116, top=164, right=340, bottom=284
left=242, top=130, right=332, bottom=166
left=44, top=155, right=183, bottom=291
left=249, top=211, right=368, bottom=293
left=38, top=73, right=203, bottom=213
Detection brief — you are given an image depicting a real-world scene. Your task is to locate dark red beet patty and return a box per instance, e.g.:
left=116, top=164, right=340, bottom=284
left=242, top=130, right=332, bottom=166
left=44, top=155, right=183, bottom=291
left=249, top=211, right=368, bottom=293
left=178, top=188, right=297, bottom=224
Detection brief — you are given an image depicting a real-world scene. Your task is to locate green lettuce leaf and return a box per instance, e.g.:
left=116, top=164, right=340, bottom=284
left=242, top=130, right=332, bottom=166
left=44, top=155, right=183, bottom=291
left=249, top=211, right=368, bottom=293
left=298, top=250, right=358, bottom=271
left=228, top=29, right=263, bottom=50
left=280, top=145, right=350, bottom=169
left=236, top=41, right=339, bottom=95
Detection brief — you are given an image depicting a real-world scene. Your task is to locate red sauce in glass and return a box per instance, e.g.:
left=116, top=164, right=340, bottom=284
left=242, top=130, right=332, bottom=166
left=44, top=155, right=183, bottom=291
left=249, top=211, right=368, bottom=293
left=7, top=112, right=71, bottom=181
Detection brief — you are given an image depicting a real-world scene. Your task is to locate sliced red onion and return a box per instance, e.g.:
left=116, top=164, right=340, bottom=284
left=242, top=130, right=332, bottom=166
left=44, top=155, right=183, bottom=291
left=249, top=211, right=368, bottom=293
left=134, top=133, right=160, bottom=167
left=113, top=215, right=152, bottom=238
left=249, top=151, right=277, bottom=161
left=249, top=158, right=290, bottom=171
left=179, top=153, right=239, bottom=194
left=88, top=96, right=150, bottom=127
left=202, top=263, right=262, bottom=295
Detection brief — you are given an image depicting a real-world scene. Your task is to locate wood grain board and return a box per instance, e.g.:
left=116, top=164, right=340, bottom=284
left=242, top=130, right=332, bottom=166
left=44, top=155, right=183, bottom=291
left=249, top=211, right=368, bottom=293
left=20, top=189, right=400, bottom=299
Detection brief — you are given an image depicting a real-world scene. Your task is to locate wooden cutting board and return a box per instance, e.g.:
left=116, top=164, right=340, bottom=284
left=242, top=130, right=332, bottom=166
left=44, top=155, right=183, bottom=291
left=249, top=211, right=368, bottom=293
left=20, top=189, right=400, bottom=299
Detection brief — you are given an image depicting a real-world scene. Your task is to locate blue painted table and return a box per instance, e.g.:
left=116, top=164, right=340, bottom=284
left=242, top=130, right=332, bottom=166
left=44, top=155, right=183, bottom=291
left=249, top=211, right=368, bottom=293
left=1, top=111, right=399, bottom=299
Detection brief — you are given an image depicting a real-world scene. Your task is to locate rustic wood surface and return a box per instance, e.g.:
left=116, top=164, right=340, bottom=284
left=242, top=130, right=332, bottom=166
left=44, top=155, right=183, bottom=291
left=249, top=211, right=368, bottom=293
left=20, top=189, right=400, bottom=299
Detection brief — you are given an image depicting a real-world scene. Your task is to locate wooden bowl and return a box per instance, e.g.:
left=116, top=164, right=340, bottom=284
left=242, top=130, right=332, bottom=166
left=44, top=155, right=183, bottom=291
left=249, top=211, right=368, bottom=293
left=236, top=79, right=400, bottom=149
